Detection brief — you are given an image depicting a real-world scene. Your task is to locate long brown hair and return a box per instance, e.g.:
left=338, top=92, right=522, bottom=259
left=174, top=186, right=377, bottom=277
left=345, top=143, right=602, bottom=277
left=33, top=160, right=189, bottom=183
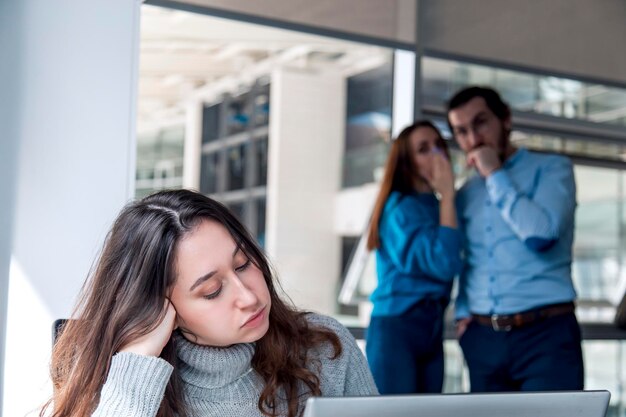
left=366, top=120, right=446, bottom=250
left=42, top=189, right=341, bottom=417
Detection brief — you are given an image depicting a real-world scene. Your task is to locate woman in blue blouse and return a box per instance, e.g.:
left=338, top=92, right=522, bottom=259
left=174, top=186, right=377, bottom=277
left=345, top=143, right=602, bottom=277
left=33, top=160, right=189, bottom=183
left=365, top=120, right=462, bottom=394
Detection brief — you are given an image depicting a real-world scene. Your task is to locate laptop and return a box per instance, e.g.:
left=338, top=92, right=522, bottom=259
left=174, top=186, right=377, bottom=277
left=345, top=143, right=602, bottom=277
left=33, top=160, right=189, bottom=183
left=303, top=390, right=611, bottom=417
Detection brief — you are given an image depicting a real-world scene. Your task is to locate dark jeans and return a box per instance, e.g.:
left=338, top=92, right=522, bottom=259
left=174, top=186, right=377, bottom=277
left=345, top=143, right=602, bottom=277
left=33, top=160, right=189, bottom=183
left=459, top=311, right=584, bottom=392
left=366, top=299, right=445, bottom=394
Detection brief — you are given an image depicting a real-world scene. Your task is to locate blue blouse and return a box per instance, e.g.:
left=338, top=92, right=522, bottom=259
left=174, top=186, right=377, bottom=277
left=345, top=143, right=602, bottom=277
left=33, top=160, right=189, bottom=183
left=371, top=191, right=462, bottom=316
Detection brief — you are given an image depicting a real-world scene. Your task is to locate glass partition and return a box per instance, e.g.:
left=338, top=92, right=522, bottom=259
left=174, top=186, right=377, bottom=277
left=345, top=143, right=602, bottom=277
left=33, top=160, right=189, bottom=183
left=135, top=125, right=185, bottom=198
left=422, top=57, right=626, bottom=127
left=135, top=5, right=626, bottom=407
left=342, top=58, right=394, bottom=188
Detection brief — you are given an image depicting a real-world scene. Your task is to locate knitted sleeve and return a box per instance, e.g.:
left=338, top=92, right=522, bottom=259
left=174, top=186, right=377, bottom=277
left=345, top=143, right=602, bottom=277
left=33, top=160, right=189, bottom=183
left=92, top=352, right=173, bottom=417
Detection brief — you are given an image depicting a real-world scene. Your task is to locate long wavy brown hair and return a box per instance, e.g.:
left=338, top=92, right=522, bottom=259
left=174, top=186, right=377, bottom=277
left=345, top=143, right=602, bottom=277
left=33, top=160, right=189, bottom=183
left=366, top=120, right=447, bottom=251
left=42, top=189, right=341, bottom=417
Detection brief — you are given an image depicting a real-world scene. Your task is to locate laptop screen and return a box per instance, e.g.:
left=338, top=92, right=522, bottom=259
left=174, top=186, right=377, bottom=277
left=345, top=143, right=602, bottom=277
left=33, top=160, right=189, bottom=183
left=303, top=390, right=610, bottom=417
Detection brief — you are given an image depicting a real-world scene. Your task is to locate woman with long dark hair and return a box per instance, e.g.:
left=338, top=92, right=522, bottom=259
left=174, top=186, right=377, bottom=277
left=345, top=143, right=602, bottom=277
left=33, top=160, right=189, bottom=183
left=43, top=189, right=377, bottom=417
left=365, top=120, right=462, bottom=394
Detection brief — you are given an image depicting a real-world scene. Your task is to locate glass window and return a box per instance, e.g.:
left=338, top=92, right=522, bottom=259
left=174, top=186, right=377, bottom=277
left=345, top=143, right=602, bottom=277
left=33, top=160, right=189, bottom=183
left=253, top=83, right=270, bottom=127
left=339, top=237, right=360, bottom=316
left=202, top=103, right=221, bottom=143
left=225, top=93, right=251, bottom=136
left=255, top=137, right=268, bottom=186
left=343, top=59, right=393, bottom=188
left=573, top=166, right=623, bottom=302
left=200, top=152, right=220, bottom=195
left=256, top=197, right=266, bottom=247
left=422, top=57, right=626, bottom=127
left=135, top=126, right=184, bottom=198
left=227, top=201, right=245, bottom=223
left=226, top=144, right=247, bottom=191
left=510, top=131, right=626, bottom=162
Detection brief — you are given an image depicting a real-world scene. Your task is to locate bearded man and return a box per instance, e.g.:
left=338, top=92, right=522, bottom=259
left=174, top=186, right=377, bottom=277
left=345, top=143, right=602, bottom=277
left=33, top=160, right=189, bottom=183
left=448, top=86, right=583, bottom=392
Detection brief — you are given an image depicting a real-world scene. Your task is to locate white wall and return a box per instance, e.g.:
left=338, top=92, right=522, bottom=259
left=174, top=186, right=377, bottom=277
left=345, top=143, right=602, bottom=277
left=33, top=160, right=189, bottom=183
left=266, top=68, right=345, bottom=315
left=169, top=0, right=417, bottom=44
left=0, top=1, right=140, bottom=416
left=0, top=1, right=22, bottom=415
left=421, top=0, right=626, bottom=85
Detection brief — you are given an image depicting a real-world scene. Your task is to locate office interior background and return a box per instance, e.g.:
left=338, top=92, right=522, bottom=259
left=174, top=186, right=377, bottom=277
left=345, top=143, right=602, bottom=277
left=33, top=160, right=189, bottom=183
left=1, top=1, right=625, bottom=416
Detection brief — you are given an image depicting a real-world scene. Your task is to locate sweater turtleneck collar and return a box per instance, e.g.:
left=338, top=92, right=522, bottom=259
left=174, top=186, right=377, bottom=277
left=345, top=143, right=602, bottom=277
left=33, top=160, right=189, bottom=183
left=174, top=332, right=255, bottom=389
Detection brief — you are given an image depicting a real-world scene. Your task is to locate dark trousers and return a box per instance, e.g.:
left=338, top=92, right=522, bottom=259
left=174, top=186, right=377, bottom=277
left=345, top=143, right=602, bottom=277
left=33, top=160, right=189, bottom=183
left=459, top=312, right=584, bottom=392
left=366, top=300, right=445, bottom=394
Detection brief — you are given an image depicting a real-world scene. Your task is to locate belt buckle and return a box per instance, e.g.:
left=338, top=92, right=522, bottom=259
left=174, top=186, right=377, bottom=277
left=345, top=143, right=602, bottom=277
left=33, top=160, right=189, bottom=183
left=491, top=314, right=512, bottom=331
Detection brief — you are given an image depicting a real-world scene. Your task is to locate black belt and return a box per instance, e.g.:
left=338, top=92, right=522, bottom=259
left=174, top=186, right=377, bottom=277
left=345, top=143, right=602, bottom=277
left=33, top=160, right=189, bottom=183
left=472, top=302, right=575, bottom=331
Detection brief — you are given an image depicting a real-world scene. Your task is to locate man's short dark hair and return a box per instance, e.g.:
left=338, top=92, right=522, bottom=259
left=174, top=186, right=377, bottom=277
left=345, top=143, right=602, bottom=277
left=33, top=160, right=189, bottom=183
left=447, top=86, right=511, bottom=121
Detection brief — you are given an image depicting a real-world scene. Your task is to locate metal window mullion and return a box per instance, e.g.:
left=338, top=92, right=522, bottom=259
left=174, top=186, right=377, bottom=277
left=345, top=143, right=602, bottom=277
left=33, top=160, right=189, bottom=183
left=243, top=83, right=257, bottom=232
left=217, top=95, right=230, bottom=194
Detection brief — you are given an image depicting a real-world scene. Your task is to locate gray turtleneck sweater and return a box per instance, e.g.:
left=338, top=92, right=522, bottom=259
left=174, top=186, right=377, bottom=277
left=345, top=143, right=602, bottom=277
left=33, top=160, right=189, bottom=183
left=93, top=313, right=378, bottom=416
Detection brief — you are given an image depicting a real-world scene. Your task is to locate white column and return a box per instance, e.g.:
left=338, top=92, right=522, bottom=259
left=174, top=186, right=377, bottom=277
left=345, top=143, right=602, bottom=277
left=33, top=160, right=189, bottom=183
left=183, top=100, right=203, bottom=190
left=0, top=2, right=21, bottom=415
left=0, top=1, right=141, bottom=416
left=265, top=68, right=346, bottom=315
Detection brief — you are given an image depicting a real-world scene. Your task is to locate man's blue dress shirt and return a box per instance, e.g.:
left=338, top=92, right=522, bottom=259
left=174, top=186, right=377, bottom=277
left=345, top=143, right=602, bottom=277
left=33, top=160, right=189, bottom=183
left=455, top=148, right=577, bottom=319
left=371, top=191, right=462, bottom=316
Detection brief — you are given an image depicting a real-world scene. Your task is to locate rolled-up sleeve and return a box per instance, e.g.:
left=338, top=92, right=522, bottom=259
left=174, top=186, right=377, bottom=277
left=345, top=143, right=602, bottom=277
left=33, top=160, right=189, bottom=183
left=486, top=157, right=575, bottom=252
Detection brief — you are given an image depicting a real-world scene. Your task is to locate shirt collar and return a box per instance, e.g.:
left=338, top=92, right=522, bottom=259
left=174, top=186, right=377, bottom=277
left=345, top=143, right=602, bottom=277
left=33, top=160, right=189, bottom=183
left=503, top=147, right=526, bottom=169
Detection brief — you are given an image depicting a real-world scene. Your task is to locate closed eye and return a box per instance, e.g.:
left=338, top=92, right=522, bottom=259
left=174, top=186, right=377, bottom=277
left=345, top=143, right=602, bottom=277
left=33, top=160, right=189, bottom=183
left=203, top=286, right=222, bottom=300
left=235, top=259, right=251, bottom=272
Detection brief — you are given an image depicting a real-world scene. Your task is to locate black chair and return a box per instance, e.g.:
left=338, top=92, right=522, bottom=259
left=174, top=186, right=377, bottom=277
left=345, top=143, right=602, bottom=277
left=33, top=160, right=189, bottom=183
left=52, top=318, right=67, bottom=345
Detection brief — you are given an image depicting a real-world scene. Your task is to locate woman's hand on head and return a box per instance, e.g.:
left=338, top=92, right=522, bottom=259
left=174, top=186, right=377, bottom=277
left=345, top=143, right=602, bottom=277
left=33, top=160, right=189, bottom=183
left=429, top=151, right=455, bottom=199
left=119, top=299, right=178, bottom=357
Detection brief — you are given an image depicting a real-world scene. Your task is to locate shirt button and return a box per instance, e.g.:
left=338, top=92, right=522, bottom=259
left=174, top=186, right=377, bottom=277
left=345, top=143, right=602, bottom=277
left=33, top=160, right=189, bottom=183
left=490, top=276, right=495, bottom=282
left=486, top=226, right=492, bottom=232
